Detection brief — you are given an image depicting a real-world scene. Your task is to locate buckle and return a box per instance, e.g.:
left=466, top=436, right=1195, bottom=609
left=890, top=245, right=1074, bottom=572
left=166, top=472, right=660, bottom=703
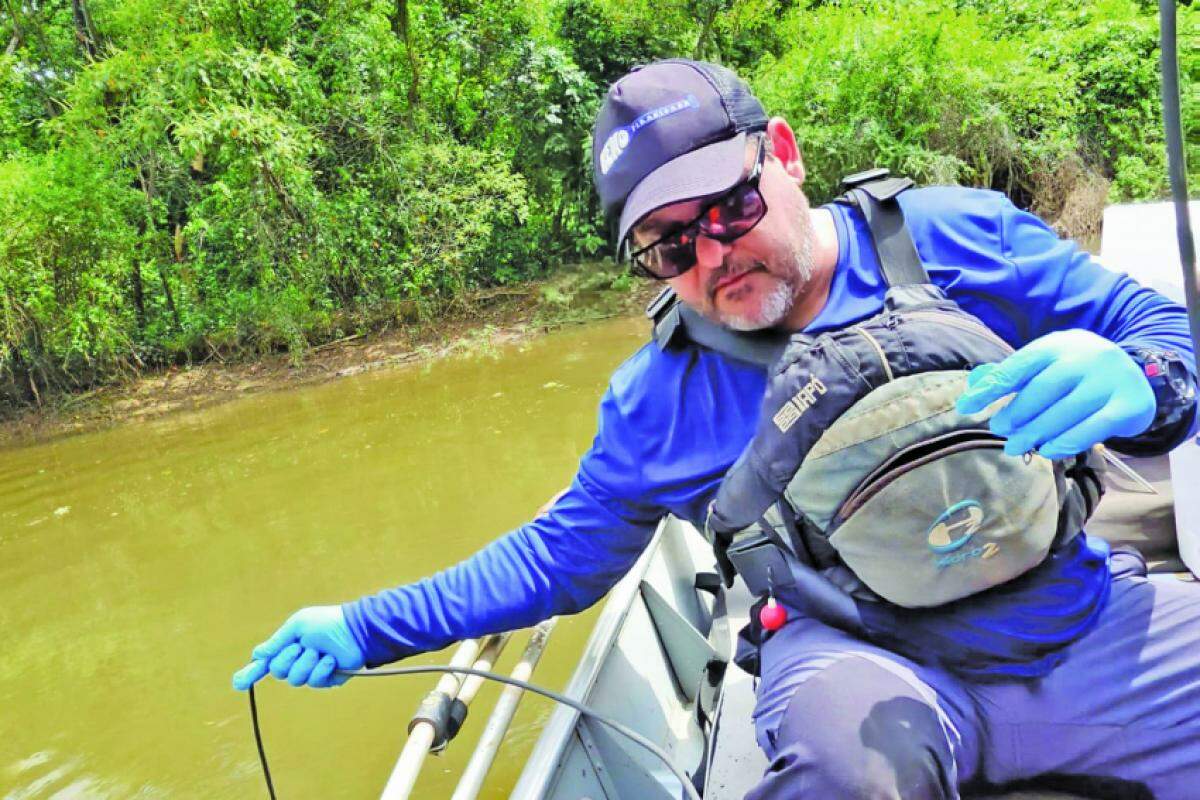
left=726, top=534, right=796, bottom=596
left=840, top=167, right=891, bottom=190
left=646, top=286, right=677, bottom=321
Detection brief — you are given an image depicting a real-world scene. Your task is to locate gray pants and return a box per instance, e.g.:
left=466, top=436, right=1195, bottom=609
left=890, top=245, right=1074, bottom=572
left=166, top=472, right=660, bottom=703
left=746, top=563, right=1200, bottom=799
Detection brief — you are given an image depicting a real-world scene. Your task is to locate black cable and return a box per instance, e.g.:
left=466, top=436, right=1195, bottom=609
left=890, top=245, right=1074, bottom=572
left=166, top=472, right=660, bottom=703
left=248, top=685, right=278, bottom=800
left=1160, top=0, right=1200, bottom=373
left=246, top=665, right=704, bottom=800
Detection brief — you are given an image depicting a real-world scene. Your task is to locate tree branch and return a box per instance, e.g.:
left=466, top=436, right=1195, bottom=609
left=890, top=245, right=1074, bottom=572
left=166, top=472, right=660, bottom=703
left=70, top=0, right=99, bottom=60
left=391, top=0, right=420, bottom=115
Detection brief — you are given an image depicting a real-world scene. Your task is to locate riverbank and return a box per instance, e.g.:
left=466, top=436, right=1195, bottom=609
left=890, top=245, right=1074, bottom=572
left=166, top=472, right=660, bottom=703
left=0, top=265, right=660, bottom=448
left=0, top=203, right=1108, bottom=450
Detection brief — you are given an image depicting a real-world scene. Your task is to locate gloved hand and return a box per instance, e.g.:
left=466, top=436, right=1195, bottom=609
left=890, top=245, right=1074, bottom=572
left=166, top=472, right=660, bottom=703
left=955, top=329, right=1156, bottom=460
left=232, top=605, right=365, bottom=690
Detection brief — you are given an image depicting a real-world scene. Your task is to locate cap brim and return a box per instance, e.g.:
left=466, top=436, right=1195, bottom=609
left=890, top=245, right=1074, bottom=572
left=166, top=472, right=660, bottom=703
left=617, top=132, right=749, bottom=250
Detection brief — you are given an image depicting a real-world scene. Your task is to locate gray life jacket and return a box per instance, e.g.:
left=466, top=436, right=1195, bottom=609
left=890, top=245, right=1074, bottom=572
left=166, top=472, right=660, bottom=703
left=649, top=170, right=1107, bottom=619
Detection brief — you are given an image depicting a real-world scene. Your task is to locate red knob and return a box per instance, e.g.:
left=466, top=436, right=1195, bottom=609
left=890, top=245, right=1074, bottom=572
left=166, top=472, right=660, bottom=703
left=759, top=597, right=787, bottom=631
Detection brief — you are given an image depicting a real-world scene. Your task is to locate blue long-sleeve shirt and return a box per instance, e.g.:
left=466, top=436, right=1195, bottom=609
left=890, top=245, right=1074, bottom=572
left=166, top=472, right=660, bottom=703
left=345, top=187, right=1198, bottom=667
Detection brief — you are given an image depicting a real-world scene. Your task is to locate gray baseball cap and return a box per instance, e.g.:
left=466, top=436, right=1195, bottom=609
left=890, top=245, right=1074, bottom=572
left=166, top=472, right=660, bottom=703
left=592, top=59, right=768, bottom=249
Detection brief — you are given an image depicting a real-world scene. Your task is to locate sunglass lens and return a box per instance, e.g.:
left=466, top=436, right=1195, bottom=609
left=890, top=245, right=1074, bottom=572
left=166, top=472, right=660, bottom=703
left=656, top=238, right=694, bottom=278
left=635, top=240, right=689, bottom=279
left=726, top=186, right=765, bottom=235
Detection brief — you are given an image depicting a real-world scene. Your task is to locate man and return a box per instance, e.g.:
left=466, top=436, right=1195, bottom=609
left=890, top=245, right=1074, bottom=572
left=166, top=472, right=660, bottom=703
left=234, top=60, right=1200, bottom=798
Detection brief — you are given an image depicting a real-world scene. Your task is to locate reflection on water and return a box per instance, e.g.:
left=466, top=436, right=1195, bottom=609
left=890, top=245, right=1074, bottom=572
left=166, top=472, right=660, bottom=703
left=1, top=316, right=648, bottom=799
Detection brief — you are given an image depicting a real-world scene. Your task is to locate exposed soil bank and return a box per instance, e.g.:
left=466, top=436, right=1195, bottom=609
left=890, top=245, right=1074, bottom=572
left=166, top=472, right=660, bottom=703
left=0, top=268, right=660, bottom=448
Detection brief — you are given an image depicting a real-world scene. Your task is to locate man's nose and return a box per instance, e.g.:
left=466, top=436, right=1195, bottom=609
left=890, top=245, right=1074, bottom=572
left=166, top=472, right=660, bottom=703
left=694, top=234, right=732, bottom=272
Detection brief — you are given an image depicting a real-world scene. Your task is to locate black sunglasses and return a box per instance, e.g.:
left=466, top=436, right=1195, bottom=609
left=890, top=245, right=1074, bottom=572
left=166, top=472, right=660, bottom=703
left=626, top=137, right=769, bottom=280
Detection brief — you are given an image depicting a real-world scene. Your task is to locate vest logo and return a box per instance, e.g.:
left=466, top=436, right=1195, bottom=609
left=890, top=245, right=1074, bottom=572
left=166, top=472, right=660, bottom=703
left=927, top=500, right=1000, bottom=569
left=773, top=375, right=827, bottom=432
left=598, top=95, right=700, bottom=176
left=927, top=500, right=984, bottom=553
left=936, top=541, right=999, bottom=570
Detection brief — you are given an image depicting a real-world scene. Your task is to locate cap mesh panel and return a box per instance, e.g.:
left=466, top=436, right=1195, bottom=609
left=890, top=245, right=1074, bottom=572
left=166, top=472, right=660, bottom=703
left=684, top=60, right=768, bottom=132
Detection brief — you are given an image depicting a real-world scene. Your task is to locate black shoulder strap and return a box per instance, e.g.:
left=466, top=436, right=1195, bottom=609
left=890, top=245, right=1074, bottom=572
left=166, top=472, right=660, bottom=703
left=646, top=288, right=789, bottom=366
left=836, top=171, right=928, bottom=288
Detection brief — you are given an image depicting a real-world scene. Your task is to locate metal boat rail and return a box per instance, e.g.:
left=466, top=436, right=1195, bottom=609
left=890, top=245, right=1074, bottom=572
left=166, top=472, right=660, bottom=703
left=377, top=620, right=558, bottom=800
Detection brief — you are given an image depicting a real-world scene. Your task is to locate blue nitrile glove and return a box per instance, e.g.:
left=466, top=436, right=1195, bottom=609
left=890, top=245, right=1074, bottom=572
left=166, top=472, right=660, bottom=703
left=232, top=605, right=365, bottom=691
left=955, top=329, right=1156, bottom=460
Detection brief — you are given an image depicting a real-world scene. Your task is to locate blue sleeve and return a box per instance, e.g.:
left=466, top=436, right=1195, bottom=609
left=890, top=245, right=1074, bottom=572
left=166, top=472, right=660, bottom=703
left=343, top=378, right=663, bottom=667
left=997, top=200, right=1195, bottom=364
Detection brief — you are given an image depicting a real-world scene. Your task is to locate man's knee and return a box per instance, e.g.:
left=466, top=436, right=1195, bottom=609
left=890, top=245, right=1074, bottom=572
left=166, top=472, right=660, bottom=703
left=750, top=657, right=959, bottom=800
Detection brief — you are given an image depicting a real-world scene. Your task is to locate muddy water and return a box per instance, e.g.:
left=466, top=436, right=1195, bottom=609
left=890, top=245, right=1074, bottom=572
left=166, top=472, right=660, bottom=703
left=1, top=316, right=649, bottom=799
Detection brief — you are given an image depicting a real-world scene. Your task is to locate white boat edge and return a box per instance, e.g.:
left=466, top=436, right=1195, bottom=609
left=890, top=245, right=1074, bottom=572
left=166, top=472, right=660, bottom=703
left=511, top=515, right=752, bottom=799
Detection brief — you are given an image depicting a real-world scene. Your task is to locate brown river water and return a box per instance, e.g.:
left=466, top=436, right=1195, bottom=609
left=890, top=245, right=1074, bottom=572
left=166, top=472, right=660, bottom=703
left=1, top=316, right=649, bottom=799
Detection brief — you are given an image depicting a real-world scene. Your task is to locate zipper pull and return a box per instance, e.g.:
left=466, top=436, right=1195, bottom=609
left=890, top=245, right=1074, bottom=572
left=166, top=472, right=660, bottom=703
left=758, top=566, right=788, bottom=632
left=759, top=595, right=787, bottom=632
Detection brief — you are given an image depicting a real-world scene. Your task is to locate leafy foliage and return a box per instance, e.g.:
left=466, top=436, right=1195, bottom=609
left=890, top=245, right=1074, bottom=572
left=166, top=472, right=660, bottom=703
left=757, top=1, right=1070, bottom=202
left=0, top=146, right=141, bottom=390
left=965, top=0, right=1197, bottom=201
left=0, top=0, right=1191, bottom=404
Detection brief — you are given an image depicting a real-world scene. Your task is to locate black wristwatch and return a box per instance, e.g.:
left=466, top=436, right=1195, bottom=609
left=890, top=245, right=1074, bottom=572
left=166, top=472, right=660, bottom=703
left=1123, top=345, right=1197, bottom=433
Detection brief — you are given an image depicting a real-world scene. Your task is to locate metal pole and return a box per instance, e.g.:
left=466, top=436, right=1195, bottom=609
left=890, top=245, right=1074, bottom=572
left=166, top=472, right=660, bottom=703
left=1159, top=0, right=1200, bottom=371
left=453, top=632, right=513, bottom=708
left=450, top=619, right=558, bottom=800
left=380, top=635, right=505, bottom=800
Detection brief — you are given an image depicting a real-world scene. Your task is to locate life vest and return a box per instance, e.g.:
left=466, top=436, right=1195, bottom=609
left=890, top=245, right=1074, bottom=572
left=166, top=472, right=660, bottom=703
left=649, top=170, right=1107, bottom=668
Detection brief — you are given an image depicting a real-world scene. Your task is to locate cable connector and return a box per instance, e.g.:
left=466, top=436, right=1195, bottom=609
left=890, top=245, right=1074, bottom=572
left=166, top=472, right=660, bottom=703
left=408, top=692, right=470, bottom=751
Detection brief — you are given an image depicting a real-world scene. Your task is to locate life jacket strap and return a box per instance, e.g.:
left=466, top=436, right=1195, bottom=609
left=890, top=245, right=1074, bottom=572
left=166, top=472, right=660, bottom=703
left=647, top=286, right=790, bottom=367
left=835, top=173, right=928, bottom=289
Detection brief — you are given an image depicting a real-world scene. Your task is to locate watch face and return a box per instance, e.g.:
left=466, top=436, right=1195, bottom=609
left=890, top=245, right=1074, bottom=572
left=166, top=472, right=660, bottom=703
left=1141, top=350, right=1197, bottom=431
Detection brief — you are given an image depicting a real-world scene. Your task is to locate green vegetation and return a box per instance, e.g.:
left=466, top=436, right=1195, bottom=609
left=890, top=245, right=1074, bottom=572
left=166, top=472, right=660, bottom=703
left=0, top=0, right=1195, bottom=405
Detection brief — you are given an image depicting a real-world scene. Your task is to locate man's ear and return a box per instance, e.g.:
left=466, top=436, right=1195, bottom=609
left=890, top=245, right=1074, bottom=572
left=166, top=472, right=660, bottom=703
left=766, top=117, right=805, bottom=185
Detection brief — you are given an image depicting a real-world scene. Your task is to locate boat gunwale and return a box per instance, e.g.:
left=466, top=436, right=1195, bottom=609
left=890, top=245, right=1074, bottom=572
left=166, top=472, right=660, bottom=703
left=510, top=517, right=675, bottom=798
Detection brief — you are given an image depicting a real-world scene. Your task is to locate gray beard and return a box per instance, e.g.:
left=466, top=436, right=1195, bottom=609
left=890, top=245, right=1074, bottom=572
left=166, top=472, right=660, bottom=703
left=718, top=203, right=816, bottom=331
left=723, top=280, right=795, bottom=331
